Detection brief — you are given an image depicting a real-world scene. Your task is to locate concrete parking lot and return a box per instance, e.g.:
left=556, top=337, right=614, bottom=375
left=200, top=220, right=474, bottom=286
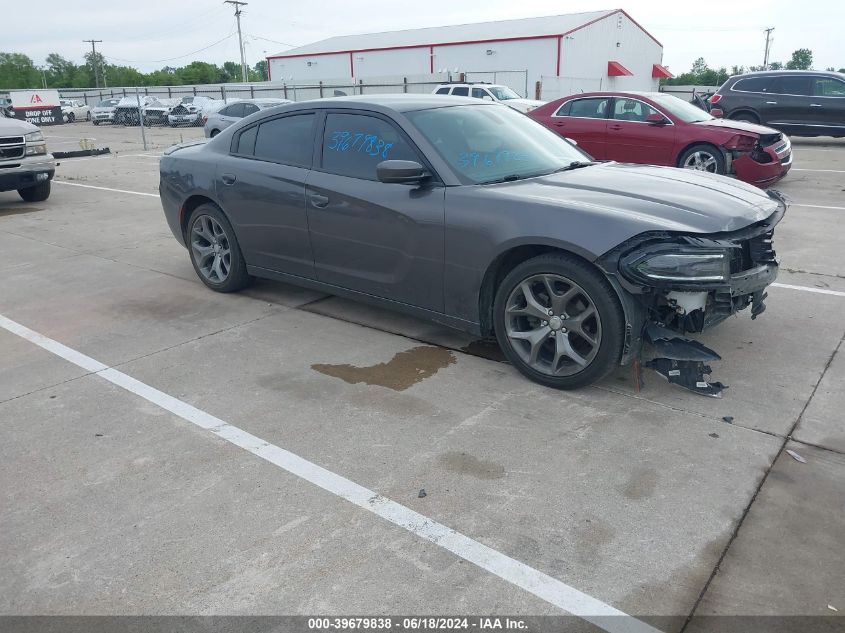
left=1, top=121, right=843, bottom=631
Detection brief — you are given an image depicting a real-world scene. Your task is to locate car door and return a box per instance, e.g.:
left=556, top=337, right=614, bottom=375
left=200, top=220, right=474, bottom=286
left=215, top=112, right=317, bottom=278
left=606, top=97, right=675, bottom=165
left=546, top=97, right=610, bottom=159
left=809, top=76, right=845, bottom=134
left=306, top=110, right=445, bottom=312
left=761, top=76, right=812, bottom=131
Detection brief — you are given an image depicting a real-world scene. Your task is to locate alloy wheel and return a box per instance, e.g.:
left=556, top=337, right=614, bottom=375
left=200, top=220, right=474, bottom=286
left=683, top=151, right=718, bottom=172
left=190, top=215, right=231, bottom=283
left=504, top=273, right=602, bottom=376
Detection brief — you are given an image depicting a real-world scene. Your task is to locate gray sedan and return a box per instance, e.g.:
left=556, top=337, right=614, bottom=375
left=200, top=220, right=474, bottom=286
left=203, top=98, right=292, bottom=137
left=160, top=95, right=787, bottom=394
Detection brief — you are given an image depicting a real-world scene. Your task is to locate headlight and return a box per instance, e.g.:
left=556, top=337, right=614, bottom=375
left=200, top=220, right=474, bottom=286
left=622, top=248, right=730, bottom=284
left=25, top=131, right=44, bottom=142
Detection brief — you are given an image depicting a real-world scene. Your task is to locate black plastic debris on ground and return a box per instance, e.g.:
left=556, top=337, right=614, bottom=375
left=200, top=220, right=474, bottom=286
left=643, top=325, right=727, bottom=397
left=53, top=147, right=111, bottom=159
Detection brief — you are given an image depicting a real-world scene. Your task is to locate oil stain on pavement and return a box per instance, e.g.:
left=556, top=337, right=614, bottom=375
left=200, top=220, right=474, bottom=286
left=312, top=345, right=456, bottom=391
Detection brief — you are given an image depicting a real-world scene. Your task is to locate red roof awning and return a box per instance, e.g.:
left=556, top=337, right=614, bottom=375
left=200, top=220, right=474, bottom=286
left=652, top=63, right=674, bottom=79
left=607, top=61, right=633, bottom=77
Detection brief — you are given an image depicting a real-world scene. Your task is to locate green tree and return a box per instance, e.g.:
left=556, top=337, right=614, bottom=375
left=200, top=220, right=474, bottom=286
left=45, top=53, right=78, bottom=87
left=785, top=49, right=813, bottom=70
left=176, top=61, right=221, bottom=84
left=253, top=60, right=268, bottom=81
left=0, top=52, right=41, bottom=89
left=769, top=61, right=784, bottom=70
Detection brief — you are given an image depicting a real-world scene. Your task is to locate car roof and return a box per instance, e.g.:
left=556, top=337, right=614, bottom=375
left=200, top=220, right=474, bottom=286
left=561, top=91, right=666, bottom=99
left=729, top=70, right=845, bottom=79
left=268, top=93, right=487, bottom=113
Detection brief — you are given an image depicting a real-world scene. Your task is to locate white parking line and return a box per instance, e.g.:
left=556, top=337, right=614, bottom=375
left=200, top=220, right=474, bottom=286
left=791, top=169, right=845, bottom=173
left=53, top=181, right=158, bottom=198
left=772, top=283, right=845, bottom=298
left=0, top=313, right=660, bottom=633
left=792, top=203, right=845, bottom=210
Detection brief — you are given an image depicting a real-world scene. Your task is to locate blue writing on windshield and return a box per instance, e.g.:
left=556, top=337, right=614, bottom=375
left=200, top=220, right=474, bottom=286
left=327, top=130, right=393, bottom=159
left=457, top=150, right=529, bottom=169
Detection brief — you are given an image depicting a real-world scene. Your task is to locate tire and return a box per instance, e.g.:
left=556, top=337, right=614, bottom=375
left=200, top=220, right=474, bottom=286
left=677, top=143, right=726, bottom=175
left=92, top=120, right=100, bottom=126
left=493, top=253, right=624, bottom=389
left=209, top=129, right=219, bottom=138
left=67, top=112, right=75, bottom=123
left=186, top=203, right=252, bottom=293
left=18, top=181, right=51, bottom=202
left=729, top=111, right=760, bottom=124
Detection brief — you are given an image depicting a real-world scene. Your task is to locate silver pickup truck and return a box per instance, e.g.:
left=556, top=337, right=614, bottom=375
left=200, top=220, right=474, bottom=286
left=0, top=115, right=56, bottom=202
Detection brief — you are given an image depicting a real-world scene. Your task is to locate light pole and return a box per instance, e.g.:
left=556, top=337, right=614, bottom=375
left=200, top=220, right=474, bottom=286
left=224, top=1, right=249, bottom=83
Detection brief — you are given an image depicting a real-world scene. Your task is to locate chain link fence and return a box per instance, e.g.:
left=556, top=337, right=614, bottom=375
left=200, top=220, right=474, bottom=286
left=464, top=70, right=529, bottom=98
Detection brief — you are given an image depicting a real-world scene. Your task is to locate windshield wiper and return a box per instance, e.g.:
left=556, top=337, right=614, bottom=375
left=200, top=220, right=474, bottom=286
left=478, top=174, right=523, bottom=185
left=551, top=161, right=597, bottom=173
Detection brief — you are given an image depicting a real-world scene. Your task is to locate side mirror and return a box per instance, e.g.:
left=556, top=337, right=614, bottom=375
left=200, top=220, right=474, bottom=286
left=376, top=160, right=428, bottom=185
left=646, top=113, right=669, bottom=125
left=481, top=95, right=494, bottom=101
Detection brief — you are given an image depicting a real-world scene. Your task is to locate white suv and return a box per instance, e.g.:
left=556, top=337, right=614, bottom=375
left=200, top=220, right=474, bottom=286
left=432, top=83, right=545, bottom=113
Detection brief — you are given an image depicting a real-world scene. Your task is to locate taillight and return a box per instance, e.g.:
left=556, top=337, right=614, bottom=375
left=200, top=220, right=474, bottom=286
left=724, top=134, right=756, bottom=152
left=709, top=93, right=722, bottom=104
left=202, top=115, right=208, bottom=124
left=710, top=108, right=724, bottom=118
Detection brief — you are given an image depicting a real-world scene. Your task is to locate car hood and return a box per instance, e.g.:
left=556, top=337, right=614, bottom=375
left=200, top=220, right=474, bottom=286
left=505, top=98, right=545, bottom=109
left=691, top=118, right=781, bottom=137
left=488, top=162, right=780, bottom=234
left=0, top=117, right=38, bottom=134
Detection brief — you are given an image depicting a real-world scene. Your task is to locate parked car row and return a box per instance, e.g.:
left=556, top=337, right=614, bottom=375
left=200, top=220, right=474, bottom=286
left=160, top=94, right=788, bottom=396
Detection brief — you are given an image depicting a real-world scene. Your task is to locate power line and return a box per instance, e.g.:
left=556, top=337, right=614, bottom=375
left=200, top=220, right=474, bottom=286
left=83, top=39, right=102, bottom=88
left=224, top=1, right=249, bottom=83
left=105, top=29, right=237, bottom=64
left=247, top=33, right=300, bottom=48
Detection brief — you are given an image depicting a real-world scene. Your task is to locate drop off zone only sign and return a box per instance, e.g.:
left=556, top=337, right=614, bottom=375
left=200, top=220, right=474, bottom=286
left=10, top=90, right=63, bottom=126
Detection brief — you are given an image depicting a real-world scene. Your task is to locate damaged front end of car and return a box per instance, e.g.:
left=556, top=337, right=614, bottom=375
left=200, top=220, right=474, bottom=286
left=599, top=190, right=788, bottom=397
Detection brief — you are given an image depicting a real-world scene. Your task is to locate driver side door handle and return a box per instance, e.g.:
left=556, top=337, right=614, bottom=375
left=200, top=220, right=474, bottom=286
left=310, top=193, right=330, bottom=209
left=221, top=173, right=237, bottom=186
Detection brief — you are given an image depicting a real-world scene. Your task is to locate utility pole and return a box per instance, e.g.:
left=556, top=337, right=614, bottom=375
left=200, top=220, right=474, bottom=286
left=83, top=39, right=103, bottom=88
left=224, top=1, right=249, bottom=83
left=763, top=27, right=775, bottom=70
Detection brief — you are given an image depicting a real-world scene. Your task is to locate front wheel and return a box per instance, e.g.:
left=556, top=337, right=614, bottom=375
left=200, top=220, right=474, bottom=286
left=493, top=253, right=625, bottom=389
left=678, top=143, right=726, bottom=174
left=187, top=204, right=252, bottom=293
left=18, top=182, right=51, bottom=202
left=67, top=112, right=75, bottom=123
left=730, top=111, right=759, bottom=124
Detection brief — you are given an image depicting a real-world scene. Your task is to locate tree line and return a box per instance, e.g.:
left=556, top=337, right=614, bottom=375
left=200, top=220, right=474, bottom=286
left=663, top=49, right=844, bottom=86
left=0, top=51, right=269, bottom=90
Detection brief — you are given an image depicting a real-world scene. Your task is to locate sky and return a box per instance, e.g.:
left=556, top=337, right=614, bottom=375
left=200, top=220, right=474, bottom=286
left=5, top=0, right=844, bottom=75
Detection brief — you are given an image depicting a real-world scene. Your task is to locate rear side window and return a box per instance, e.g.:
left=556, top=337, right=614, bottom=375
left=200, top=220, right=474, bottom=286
left=566, top=98, right=609, bottom=119
left=321, top=112, right=420, bottom=180
left=242, top=103, right=260, bottom=116
left=435, top=87, right=450, bottom=95
left=611, top=98, right=660, bottom=122
left=471, top=88, right=488, bottom=99
left=813, top=77, right=845, bottom=97
left=221, top=103, right=244, bottom=117
left=253, top=113, right=315, bottom=167
left=236, top=126, right=257, bottom=155
left=769, top=76, right=812, bottom=96
left=451, top=87, right=469, bottom=96
left=732, top=77, right=772, bottom=93
left=554, top=101, right=572, bottom=116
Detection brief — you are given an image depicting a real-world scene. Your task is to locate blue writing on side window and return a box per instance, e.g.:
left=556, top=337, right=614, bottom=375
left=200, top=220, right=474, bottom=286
left=456, top=150, right=529, bottom=169
left=327, top=130, right=392, bottom=159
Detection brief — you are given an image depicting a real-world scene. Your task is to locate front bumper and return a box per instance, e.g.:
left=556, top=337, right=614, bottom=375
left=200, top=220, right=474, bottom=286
left=92, top=111, right=114, bottom=122
left=731, top=136, right=792, bottom=187
left=0, top=157, right=56, bottom=192
left=168, top=112, right=201, bottom=125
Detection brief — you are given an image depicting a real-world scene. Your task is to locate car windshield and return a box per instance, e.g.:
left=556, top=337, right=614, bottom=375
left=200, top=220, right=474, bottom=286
left=181, top=97, right=195, bottom=104
left=487, top=86, right=520, bottom=101
left=97, top=100, right=118, bottom=107
left=648, top=94, right=714, bottom=123
left=407, top=104, right=591, bottom=185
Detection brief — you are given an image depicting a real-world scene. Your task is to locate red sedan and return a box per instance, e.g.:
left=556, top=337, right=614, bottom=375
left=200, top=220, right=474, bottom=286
left=528, top=91, right=792, bottom=187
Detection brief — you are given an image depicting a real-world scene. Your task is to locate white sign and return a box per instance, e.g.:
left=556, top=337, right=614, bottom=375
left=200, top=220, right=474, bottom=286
left=9, top=89, right=63, bottom=125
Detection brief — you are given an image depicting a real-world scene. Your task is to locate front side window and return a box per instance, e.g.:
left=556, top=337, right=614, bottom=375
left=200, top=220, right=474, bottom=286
left=814, top=77, right=845, bottom=97
left=435, top=87, right=450, bottom=95
left=471, top=88, right=488, bottom=99
left=242, top=103, right=260, bottom=116
left=407, top=104, right=590, bottom=185
left=769, top=76, right=812, bottom=96
left=611, top=98, right=660, bottom=122
left=321, top=112, right=420, bottom=180
left=451, top=87, right=469, bottom=96
left=487, top=86, right=520, bottom=101
left=254, top=113, right=315, bottom=167
left=565, top=98, right=610, bottom=119
left=732, top=77, right=772, bottom=93
left=221, top=103, right=244, bottom=118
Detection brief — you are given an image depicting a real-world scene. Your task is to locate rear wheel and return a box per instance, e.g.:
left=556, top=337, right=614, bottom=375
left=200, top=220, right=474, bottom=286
left=187, top=204, right=252, bottom=293
left=92, top=120, right=100, bottom=126
left=18, top=182, right=51, bottom=202
left=730, top=111, right=760, bottom=124
left=493, top=253, right=625, bottom=389
left=209, top=129, right=220, bottom=138
left=678, top=143, right=726, bottom=174
left=67, top=112, right=75, bottom=123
